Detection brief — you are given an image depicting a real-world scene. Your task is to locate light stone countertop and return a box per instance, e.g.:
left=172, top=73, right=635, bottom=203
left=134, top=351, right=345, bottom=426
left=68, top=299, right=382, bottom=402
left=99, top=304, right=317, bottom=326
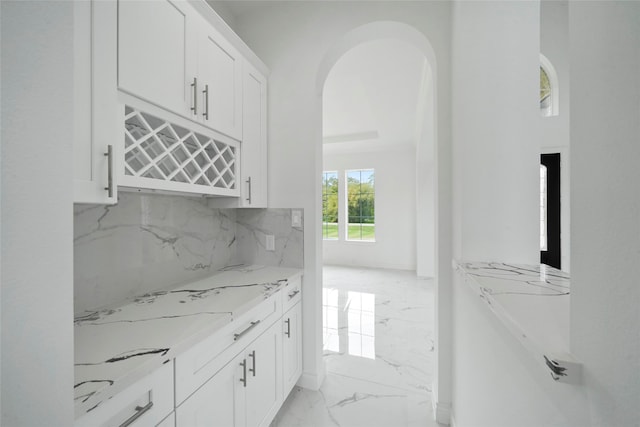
left=74, top=264, right=302, bottom=418
left=455, top=261, right=580, bottom=383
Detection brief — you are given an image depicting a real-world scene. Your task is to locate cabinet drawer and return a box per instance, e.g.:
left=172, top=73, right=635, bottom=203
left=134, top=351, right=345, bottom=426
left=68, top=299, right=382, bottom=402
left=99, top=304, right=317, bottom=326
left=175, top=294, right=282, bottom=405
left=282, top=275, right=302, bottom=313
left=75, top=362, right=173, bottom=427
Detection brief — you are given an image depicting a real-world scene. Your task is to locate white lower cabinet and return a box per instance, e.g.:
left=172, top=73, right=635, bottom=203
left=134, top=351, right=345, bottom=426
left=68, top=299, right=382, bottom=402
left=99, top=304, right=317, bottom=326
left=176, top=356, right=238, bottom=426
left=282, top=302, right=302, bottom=398
left=240, top=321, right=283, bottom=427
left=176, top=321, right=283, bottom=427
left=77, top=278, right=302, bottom=427
left=157, top=412, right=176, bottom=427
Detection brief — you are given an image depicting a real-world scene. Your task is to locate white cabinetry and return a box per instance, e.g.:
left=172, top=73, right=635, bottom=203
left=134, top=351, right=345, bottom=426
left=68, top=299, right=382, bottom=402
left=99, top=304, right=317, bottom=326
left=75, top=0, right=266, bottom=203
left=281, top=277, right=303, bottom=398
left=118, top=0, right=242, bottom=141
left=240, top=61, right=268, bottom=207
left=73, top=1, right=119, bottom=204
left=282, top=302, right=302, bottom=398
left=239, top=321, right=283, bottom=427
left=176, top=321, right=281, bottom=427
left=175, top=356, right=238, bottom=426
left=75, top=363, right=174, bottom=427
left=118, top=0, right=193, bottom=118
left=196, top=14, right=243, bottom=140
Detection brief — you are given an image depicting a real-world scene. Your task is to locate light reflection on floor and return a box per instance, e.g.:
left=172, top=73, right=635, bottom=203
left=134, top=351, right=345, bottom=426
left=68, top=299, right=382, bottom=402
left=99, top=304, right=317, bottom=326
left=272, top=266, right=441, bottom=427
left=323, top=289, right=377, bottom=360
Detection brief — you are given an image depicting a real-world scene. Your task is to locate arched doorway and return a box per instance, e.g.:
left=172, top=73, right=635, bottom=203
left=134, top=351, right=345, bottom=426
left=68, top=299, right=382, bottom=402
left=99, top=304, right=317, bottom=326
left=316, top=21, right=450, bottom=424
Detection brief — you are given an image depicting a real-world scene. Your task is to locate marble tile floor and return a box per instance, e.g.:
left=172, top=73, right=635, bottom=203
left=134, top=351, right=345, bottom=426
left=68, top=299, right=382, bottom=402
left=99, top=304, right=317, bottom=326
left=271, top=265, right=441, bottom=427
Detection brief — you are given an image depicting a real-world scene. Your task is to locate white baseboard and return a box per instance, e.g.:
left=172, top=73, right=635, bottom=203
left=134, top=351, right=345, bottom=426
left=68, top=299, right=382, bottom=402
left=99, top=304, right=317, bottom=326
left=431, top=393, right=452, bottom=425
left=296, top=367, right=326, bottom=391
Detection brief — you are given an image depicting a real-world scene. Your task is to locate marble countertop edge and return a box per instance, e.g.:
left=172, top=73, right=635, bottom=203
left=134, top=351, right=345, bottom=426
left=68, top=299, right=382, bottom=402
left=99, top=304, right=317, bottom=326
left=453, top=260, right=582, bottom=384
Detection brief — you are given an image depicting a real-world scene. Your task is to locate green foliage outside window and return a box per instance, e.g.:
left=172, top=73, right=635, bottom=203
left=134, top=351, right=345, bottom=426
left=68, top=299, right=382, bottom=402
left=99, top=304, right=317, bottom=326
left=347, top=169, right=375, bottom=241
left=323, top=172, right=338, bottom=239
left=540, top=66, right=551, bottom=103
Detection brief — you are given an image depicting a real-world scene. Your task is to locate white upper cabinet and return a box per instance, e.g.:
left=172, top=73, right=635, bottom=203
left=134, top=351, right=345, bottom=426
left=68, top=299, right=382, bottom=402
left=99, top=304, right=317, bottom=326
left=196, top=17, right=243, bottom=140
left=240, top=61, right=268, bottom=207
left=74, top=1, right=119, bottom=204
left=118, top=0, right=194, bottom=117
left=75, top=0, right=265, bottom=203
left=117, top=0, right=242, bottom=140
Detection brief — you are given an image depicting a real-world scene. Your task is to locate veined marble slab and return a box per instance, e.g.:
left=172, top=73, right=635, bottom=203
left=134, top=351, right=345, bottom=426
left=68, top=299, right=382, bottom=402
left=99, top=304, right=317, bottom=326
left=74, top=265, right=302, bottom=418
left=455, top=261, right=581, bottom=383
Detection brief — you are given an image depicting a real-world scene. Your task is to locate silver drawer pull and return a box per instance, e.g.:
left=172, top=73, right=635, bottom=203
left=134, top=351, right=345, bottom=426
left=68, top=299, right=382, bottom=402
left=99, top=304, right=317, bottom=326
left=288, top=289, right=300, bottom=300
left=285, top=318, right=291, bottom=338
left=234, top=320, right=260, bottom=341
left=119, top=401, right=153, bottom=427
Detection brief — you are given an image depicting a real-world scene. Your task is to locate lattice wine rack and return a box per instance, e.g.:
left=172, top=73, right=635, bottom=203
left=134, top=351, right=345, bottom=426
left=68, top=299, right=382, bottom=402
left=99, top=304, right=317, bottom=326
left=121, top=105, right=238, bottom=196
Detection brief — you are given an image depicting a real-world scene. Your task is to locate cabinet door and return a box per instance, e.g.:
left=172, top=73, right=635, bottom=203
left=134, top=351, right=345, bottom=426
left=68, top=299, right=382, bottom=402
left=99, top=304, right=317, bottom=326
left=240, top=61, right=268, bottom=207
left=197, top=19, right=243, bottom=140
left=243, top=321, right=282, bottom=427
left=176, top=358, right=240, bottom=427
left=282, top=303, right=302, bottom=398
left=118, top=0, right=194, bottom=116
left=74, top=0, right=119, bottom=204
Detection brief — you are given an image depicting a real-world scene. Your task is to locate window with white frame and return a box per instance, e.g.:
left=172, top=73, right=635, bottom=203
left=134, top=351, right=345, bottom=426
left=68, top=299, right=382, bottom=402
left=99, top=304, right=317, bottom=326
left=346, top=169, right=375, bottom=241
left=540, top=54, right=558, bottom=117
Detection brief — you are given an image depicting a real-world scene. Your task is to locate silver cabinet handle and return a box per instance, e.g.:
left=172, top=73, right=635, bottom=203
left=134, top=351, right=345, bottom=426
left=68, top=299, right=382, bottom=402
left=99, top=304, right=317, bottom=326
left=246, top=177, right=252, bottom=204
left=285, top=318, right=291, bottom=338
left=288, top=289, right=300, bottom=300
left=239, top=359, right=247, bottom=387
left=249, top=350, right=256, bottom=377
left=119, top=401, right=153, bottom=427
left=104, top=145, right=113, bottom=198
left=234, top=320, right=260, bottom=341
left=190, top=77, right=198, bottom=115
left=202, top=84, right=209, bottom=120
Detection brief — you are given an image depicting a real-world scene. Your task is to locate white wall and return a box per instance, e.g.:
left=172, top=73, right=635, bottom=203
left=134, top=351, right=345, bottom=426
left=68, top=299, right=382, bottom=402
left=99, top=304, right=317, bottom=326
left=228, top=1, right=453, bottom=413
left=569, top=2, right=640, bottom=425
left=452, top=0, right=540, bottom=265
left=451, top=0, right=542, bottom=425
left=323, top=146, right=417, bottom=271
left=451, top=2, right=640, bottom=426
left=1, top=2, right=75, bottom=425
left=540, top=0, right=571, bottom=272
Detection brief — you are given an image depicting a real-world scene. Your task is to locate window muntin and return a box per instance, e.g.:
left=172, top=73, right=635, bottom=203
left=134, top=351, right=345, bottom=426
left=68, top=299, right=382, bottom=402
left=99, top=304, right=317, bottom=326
left=322, top=171, right=339, bottom=240
left=346, top=169, right=375, bottom=241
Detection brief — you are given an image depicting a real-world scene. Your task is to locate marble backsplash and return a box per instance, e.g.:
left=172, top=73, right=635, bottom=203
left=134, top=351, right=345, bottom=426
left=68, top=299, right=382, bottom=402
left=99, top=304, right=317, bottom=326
left=236, top=208, right=304, bottom=268
left=74, top=192, right=303, bottom=315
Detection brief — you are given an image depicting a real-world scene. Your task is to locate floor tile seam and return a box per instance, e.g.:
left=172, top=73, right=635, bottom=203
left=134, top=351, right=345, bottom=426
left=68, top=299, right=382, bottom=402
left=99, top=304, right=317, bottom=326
left=325, top=371, right=432, bottom=398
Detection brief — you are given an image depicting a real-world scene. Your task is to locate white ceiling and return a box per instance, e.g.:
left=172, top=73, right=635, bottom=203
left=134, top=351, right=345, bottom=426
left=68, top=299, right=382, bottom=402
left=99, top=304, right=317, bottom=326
left=323, top=38, right=427, bottom=152
left=207, top=2, right=428, bottom=153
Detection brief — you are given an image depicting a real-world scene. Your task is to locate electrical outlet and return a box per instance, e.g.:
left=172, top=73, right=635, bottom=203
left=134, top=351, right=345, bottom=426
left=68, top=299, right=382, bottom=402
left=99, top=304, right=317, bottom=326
left=291, top=209, right=302, bottom=228
left=266, top=235, right=275, bottom=251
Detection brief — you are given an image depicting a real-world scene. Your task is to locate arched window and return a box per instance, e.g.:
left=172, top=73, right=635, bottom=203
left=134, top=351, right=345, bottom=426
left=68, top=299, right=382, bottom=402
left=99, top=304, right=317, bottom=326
left=540, top=54, right=558, bottom=117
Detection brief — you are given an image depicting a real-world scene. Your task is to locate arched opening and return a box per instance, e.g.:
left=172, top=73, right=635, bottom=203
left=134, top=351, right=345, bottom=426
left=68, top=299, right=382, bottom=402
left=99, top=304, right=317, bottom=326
left=540, top=53, right=559, bottom=117
left=316, top=21, right=445, bottom=421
